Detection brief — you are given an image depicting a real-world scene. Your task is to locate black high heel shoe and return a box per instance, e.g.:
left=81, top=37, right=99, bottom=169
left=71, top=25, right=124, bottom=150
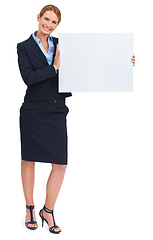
left=25, top=205, right=38, bottom=230
left=39, top=205, right=61, bottom=234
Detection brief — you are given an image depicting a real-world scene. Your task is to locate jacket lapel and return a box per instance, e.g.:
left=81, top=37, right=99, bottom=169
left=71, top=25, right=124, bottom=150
left=26, top=34, right=57, bottom=65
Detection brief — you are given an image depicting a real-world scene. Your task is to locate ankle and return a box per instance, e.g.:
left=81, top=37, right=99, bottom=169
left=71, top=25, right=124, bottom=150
left=44, top=203, right=54, bottom=211
left=26, top=202, right=34, bottom=206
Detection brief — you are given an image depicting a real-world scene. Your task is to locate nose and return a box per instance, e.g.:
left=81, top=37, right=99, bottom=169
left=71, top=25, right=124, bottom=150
left=46, top=21, right=51, bottom=28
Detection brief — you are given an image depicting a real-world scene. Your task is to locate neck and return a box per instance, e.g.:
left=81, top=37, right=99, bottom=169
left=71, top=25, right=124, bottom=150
left=36, top=31, right=49, bottom=43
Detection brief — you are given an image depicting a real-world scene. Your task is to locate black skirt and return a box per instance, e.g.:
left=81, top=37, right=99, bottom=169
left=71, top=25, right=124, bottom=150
left=19, top=97, right=69, bottom=165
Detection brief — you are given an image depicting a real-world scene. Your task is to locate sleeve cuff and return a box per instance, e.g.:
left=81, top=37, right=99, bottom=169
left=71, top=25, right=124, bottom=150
left=53, top=65, right=57, bottom=73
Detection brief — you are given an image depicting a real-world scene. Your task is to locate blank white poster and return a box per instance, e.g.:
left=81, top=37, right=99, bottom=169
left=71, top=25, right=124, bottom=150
left=59, top=33, right=134, bottom=92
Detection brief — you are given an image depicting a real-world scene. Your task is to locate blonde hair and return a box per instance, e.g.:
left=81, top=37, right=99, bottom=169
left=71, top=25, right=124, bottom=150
left=40, top=4, right=61, bottom=23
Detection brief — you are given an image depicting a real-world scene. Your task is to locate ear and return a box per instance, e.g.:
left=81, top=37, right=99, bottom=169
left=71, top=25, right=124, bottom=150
left=37, top=14, right=40, bottom=22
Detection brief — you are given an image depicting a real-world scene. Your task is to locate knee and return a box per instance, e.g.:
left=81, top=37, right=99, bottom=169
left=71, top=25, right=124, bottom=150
left=21, top=160, right=35, bottom=169
left=52, top=164, right=67, bottom=174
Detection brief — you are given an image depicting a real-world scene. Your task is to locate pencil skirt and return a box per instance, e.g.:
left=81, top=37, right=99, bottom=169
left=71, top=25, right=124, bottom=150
left=19, top=97, right=69, bottom=165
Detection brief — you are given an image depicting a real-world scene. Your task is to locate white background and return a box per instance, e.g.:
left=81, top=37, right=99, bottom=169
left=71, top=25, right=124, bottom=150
left=0, top=0, right=153, bottom=239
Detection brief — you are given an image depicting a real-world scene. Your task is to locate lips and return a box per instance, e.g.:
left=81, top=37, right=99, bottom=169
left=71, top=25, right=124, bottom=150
left=43, top=26, right=51, bottom=32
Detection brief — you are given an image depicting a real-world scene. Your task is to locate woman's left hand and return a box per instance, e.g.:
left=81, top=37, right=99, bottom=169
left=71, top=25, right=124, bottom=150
left=131, top=54, right=135, bottom=66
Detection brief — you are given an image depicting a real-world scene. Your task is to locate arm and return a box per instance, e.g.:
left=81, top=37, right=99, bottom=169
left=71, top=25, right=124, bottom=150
left=17, top=43, right=57, bottom=86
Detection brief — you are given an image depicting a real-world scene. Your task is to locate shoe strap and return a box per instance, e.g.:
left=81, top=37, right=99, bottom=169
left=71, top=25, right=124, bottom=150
left=43, top=205, right=53, bottom=214
left=43, top=205, right=55, bottom=226
left=26, top=205, right=34, bottom=222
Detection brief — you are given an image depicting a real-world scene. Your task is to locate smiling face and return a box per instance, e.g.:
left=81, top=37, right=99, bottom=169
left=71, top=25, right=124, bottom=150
left=37, top=10, right=59, bottom=36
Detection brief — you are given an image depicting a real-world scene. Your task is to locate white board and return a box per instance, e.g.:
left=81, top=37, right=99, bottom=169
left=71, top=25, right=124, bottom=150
left=58, top=33, right=133, bottom=92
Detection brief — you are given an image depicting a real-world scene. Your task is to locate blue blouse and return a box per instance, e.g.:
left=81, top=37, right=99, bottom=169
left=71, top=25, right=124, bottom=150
left=32, top=31, right=55, bottom=65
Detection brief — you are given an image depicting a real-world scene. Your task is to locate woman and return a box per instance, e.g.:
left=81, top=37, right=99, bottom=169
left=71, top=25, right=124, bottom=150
left=17, top=4, right=135, bottom=234
left=17, top=5, right=72, bottom=233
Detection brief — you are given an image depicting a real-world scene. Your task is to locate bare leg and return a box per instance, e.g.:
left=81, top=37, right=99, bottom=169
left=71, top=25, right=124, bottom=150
left=21, top=160, right=37, bottom=228
left=41, top=164, right=67, bottom=232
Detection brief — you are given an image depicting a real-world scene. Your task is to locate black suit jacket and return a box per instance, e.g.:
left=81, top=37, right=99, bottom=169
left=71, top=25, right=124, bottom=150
left=17, top=34, right=72, bottom=102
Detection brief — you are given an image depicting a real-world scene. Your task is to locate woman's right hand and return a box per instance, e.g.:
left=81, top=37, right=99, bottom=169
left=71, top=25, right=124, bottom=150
left=53, top=44, right=60, bottom=70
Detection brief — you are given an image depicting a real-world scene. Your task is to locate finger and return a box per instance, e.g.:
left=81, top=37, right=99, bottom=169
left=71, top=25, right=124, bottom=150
left=56, top=50, right=60, bottom=57
left=56, top=44, right=59, bottom=53
left=56, top=45, right=60, bottom=53
left=57, top=44, right=60, bottom=50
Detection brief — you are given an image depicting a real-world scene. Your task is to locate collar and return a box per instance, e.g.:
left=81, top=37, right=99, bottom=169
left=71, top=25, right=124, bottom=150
left=32, top=31, right=53, bottom=44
